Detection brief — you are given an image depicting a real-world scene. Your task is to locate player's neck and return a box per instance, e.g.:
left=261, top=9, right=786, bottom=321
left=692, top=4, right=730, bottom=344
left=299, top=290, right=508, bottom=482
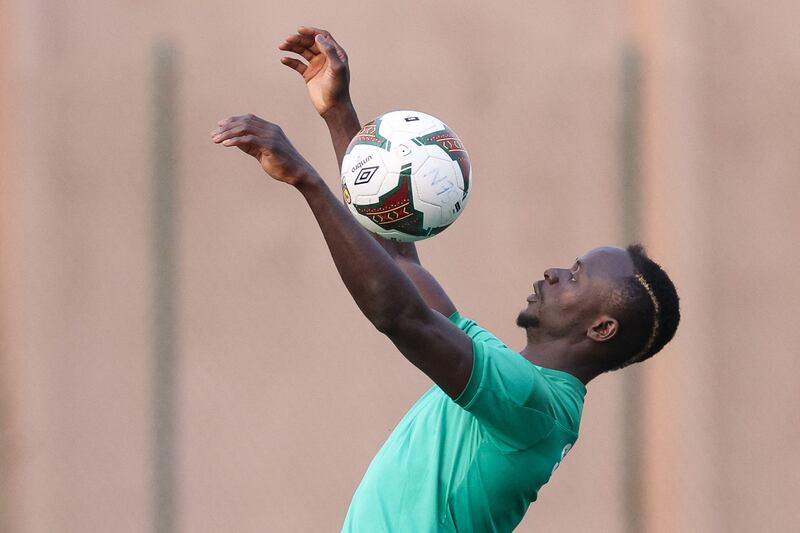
left=520, top=338, right=598, bottom=385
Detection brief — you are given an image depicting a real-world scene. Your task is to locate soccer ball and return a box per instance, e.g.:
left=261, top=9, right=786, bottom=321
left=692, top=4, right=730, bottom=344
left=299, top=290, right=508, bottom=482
left=340, top=110, right=471, bottom=242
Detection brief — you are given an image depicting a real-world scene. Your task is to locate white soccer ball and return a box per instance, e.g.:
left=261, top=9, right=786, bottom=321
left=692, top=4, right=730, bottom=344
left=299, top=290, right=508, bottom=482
left=340, top=110, right=471, bottom=242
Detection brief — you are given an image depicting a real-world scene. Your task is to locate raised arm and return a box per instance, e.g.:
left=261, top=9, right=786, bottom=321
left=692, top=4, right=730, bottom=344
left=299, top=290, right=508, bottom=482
left=278, top=27, right=456, bottom=316
left=210, top=115, right=471, bottom=398
left=278, top=27, right=358, bottom=168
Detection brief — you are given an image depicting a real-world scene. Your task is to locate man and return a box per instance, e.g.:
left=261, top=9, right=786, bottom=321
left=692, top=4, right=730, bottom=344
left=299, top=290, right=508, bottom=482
left=211, top=27, right=680, bottom=532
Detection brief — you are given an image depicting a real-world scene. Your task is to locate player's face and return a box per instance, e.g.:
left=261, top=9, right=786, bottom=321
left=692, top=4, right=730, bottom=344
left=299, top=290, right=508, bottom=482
left=517, top=246, right=635, bottom=338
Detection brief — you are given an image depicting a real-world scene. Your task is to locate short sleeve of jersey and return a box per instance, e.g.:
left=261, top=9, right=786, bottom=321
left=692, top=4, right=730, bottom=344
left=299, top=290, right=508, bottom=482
left=448, top=312, right=563, bottom=451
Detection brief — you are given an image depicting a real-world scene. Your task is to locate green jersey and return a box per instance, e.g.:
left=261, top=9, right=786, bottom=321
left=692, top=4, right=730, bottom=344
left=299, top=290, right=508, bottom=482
left=341, top=312, right=586, bottom=532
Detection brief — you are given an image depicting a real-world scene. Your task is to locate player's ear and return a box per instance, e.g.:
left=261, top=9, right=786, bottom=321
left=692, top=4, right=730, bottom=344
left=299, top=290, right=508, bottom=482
left=587, top=316, right=619, bottom=343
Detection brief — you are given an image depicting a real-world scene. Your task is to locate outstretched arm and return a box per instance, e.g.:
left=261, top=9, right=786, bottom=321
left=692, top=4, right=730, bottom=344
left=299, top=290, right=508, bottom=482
left=278, top=27, right=456, bottom=317
left=210, top=115, right=471, bottom=398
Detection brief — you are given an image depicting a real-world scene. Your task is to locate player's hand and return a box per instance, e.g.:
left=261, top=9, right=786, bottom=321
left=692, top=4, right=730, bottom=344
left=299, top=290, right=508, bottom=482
left=211, top=114, right=319, bottom=188
left=278, top=27, right=350, bottom=118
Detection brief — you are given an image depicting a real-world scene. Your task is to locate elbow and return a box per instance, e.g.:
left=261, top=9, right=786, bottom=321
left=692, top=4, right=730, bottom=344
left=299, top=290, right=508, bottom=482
left=370, top=301, right=430, bottom=337
left=370, top=312, right=399, bottom=336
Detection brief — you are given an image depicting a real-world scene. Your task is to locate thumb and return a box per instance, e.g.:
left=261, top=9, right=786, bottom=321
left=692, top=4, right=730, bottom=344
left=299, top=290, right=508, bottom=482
left=316, top=34, right=340, bottom=64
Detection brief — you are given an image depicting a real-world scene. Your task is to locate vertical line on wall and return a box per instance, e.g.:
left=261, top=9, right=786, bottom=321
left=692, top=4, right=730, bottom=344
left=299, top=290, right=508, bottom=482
left=0, top=2, right=18, bottom=529
left=152, top=40, right=179, bottom=533
left=619, top=43, right=644, bottom=533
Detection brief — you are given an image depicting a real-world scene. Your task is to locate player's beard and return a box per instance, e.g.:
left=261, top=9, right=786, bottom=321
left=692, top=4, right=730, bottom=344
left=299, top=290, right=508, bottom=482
left=516, top=311, right=540, bottom=329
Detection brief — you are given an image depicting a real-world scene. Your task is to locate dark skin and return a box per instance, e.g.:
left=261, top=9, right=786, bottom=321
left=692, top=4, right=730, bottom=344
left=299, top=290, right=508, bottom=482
left=278, top=27, right=459, bottom=317
left=212, top=28, right=635, bottom=390
left=210, top=113, right=472, bottom=398
left=517, top=247, right=635, bottom=382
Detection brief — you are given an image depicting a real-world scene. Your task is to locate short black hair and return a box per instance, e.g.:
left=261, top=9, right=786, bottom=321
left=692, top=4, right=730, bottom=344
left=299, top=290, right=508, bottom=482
left=604, top=244, right=681, bottom=371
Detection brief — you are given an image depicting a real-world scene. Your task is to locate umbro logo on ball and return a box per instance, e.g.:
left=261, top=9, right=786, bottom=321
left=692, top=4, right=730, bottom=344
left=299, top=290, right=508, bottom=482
left=355, top=166, right=379, bottom=185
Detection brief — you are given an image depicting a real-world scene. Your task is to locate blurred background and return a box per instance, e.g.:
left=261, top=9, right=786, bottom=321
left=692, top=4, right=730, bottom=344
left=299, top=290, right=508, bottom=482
left=1, top=1, right=798, bottom=532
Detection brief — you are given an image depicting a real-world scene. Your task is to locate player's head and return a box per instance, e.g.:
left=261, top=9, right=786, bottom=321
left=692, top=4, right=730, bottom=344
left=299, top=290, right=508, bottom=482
left=517, top=244, right=680, bottom=372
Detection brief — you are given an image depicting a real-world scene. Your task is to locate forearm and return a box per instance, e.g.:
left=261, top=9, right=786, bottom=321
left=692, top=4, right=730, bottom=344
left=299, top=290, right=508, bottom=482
left=297, top=173, right=427, bottom=330
left=322, top=101, right=454, bottom=314
left=323, top=101, right=422, bottom=266
left=322, top=100, right=361, bottom=169
left=297, top=169, right=467, bottom=399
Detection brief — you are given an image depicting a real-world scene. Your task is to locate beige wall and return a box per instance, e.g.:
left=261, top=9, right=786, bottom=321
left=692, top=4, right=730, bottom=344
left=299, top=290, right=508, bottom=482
left=638, top=1, right=800, bottom=532
left=1, top=1, right=797, bottom=532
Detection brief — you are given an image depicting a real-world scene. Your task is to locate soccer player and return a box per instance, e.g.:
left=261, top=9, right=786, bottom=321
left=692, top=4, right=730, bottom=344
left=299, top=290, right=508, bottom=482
left=211, top=27, right=680, bottom=533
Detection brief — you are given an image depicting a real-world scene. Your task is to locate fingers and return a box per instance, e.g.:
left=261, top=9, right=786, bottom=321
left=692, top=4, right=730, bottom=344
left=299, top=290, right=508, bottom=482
left=211, top=115, right=243, bottom=140
left=277, top=39, right=314, bottom=61
left=280, top=27, right=349, bottom=65
left=219, top=135, right=256, bottom=147
left=280, top=32, right=319, bottom=54
left=211, top=123, right=248, bottom=144
left=279, top=56, right=307, bottom=75
left=314, top=34, right=346, bottom=71
left=297, top=26, right=329, bottom=52
left=297, top=26, right=348, bottom=62
left=298, top=26, right=331, bottom=40
left=210, top=114, right=274, bottom=145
